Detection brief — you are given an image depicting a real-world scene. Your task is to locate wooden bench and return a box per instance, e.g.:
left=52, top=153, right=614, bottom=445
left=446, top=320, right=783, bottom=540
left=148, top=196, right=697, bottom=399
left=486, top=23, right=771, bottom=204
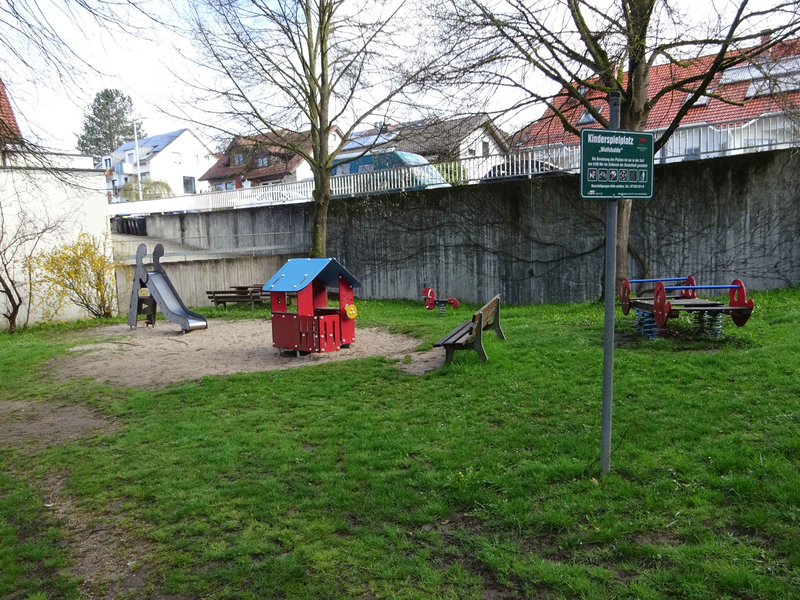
left=206, top=284, right=269, bottom=311
left=434, top=295, right=505, bottom=363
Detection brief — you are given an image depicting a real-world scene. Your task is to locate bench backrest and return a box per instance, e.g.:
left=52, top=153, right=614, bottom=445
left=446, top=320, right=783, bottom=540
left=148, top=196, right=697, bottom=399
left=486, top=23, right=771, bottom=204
left=468, top=295, right=500, bottom=338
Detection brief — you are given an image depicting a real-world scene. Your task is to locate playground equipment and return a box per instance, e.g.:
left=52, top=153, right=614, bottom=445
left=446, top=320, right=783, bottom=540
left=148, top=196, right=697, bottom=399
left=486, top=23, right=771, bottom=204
left=128, top=244, right=208, bottom=333
left=422, top=287, right=460, bottom=316
left=620, top=276, right=754, bottom=339
left=265, top=258, right=360, bottom=354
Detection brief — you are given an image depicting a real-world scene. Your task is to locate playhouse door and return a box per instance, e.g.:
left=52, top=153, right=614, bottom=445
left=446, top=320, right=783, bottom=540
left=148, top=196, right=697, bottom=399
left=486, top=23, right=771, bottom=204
left=271, top=313, right=300, bottom=351
left=298, top=316, right=316, bottom=353
left=316, top=315, right=341, bottom=353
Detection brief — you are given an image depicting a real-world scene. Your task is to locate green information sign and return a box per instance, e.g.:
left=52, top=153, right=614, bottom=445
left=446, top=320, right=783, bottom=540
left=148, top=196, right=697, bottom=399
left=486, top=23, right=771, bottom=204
left=580, top=129, right=654, bottom=199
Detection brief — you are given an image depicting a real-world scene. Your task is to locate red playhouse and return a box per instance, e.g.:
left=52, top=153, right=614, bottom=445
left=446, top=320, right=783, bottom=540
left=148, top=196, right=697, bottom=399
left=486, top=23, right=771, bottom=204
left=264, top=258, right=360, bottom=354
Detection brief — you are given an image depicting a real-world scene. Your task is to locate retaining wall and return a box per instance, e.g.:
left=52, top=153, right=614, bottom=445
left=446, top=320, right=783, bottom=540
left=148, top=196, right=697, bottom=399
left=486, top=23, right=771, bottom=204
left=140, top=149, right=800, bottom=306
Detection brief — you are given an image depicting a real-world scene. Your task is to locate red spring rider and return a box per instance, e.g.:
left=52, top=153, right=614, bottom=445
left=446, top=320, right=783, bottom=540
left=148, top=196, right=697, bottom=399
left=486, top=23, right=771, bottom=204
left=422, top=287, right=459, bottom=317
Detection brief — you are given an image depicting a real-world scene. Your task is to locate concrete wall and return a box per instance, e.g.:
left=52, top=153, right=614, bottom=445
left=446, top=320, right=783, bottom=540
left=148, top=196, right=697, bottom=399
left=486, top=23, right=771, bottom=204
left=143, top=148, right=800, bottom=306
left=117, top=252, right=303, bottom=310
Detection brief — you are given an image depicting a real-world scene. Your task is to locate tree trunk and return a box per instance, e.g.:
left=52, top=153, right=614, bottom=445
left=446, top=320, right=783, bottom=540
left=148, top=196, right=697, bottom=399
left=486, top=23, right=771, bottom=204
left=310, top=175, right=331, bottom=258
left=6, top=304, right=19, bottom=333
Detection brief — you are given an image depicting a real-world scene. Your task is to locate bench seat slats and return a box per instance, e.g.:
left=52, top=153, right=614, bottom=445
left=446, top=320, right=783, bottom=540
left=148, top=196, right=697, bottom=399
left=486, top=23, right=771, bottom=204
left=434, top=320, right=472, bottom=346
left=433, top=295, right=505, bottom=363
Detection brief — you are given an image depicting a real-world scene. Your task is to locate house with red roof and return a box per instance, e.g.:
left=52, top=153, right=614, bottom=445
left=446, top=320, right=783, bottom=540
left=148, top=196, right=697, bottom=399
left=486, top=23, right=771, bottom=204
left=514, top=37, right=800, bottom=164
left=200, top=127, right=344, bottom=191
left=0, top=78, right=22, bottom=144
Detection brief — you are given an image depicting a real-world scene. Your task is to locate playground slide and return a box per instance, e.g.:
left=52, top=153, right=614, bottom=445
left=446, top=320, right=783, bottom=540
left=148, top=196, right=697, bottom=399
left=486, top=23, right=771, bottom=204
left=129, top=243, right=208, bottom=333
left=146, top=271, right=208, bottom=332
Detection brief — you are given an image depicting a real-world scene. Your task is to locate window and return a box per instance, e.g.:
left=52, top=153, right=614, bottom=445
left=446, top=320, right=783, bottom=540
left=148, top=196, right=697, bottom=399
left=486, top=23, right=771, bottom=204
left=482, top=141, right=490, bottom=157
left=255, top=156, right=272, bottom=168
left=468, top=147, right=476, bottom=157
left=334, top=164, right=351, bottom=176
left=126, top=152, right=134, bottom=163
left=233, top=153, right=244, bottom=166
left=577, top=107, right=602, bottom=125
left=215, top=183, right=224, bottom=191
left=684, top=146, right=702, bottom=161
left=225, top=181, right=235, bottom=190
left=104, top=158, right=111, bottom=169
left=746, top=77, right=800, bottom=99
left=686, top=90, right=711, bottom=107
left=357, top=164, right=374, bottom=174
left=183, top=176, right=196, bottom=194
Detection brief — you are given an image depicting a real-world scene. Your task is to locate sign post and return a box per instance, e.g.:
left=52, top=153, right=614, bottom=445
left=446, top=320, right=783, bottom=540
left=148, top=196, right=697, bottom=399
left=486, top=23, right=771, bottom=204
left=580, top=92, right=654, bottom=474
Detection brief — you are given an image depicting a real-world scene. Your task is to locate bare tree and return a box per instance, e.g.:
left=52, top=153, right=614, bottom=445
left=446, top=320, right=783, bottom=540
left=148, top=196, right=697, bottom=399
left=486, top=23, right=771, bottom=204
left=179, top=0, right=448, bottom=257
left=0, top=175, right=74, bottom=332
left=0, top=0, right=157, bottom=159
left=0, top=1, right=155, bottom=331
left=436, top=0, right=800, bottom=290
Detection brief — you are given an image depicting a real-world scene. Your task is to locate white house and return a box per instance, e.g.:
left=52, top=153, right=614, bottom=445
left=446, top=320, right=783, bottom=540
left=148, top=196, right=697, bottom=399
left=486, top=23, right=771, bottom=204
left=100, top=129, right=215, bottom=202
left=347, top=115, right=508, bottom=162
left=344, top=114, right=509, bottom=180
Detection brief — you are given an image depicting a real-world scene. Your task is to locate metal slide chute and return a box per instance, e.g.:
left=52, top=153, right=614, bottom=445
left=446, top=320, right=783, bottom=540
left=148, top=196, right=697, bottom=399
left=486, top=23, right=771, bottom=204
left=128, top=243, right=208, bottom=333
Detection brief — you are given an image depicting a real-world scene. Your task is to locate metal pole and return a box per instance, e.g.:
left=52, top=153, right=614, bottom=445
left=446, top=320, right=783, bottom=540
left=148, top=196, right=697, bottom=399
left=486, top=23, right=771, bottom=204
left=133, top=119, right=143, bottom=202
left=600, top=91, right=621, bottom=475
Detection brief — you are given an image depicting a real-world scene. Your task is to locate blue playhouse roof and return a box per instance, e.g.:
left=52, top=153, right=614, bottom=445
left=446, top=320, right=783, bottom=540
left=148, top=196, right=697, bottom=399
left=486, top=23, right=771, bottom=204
left=264, top=258, right=361, bottom=292
left=113, top=129, right=187, bottom=155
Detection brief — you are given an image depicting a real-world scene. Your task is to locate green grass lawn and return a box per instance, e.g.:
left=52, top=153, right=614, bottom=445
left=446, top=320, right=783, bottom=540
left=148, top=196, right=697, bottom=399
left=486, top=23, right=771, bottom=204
left=2, top=289, right=800, bottom=599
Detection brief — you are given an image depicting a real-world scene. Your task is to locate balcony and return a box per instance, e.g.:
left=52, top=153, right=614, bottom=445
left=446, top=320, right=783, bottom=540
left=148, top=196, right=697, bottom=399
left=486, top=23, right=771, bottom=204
left=114, top=162, right=149, bottom=175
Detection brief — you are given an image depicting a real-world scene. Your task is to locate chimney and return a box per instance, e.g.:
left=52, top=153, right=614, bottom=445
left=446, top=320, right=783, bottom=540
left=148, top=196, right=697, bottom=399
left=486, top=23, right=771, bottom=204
left=761, top=30, right=772, bottom=52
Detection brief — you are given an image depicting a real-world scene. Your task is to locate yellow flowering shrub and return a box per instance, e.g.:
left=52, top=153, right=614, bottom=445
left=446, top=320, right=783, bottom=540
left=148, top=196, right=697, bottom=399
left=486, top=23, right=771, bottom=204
left=29, top=232, right=124, bottom=320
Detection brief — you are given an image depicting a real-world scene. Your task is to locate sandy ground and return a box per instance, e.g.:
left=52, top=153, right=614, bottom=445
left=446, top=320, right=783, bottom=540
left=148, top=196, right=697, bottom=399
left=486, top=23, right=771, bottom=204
left=52, top=320, right=445, bottom=389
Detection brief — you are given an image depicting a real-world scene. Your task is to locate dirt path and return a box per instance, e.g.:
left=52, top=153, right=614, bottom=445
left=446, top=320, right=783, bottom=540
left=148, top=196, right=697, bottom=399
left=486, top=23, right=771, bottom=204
left=1, top=401, right=187, bottom=599
left=51, top=320, right=444, bottom=389
left=0, top=401, right=118, bottom=455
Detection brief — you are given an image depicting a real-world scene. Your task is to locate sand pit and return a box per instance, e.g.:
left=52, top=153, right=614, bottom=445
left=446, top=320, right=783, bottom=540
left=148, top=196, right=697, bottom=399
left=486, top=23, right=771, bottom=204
left=52, top=320, right=444, bottom=389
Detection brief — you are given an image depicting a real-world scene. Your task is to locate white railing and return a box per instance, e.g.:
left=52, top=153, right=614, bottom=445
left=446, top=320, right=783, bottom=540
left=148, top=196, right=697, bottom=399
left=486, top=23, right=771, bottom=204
left=108, top=180, right=315, bottom=216
left=653, top=112, right=800, bottom=162
left=108, top=112, right=799, bottom=217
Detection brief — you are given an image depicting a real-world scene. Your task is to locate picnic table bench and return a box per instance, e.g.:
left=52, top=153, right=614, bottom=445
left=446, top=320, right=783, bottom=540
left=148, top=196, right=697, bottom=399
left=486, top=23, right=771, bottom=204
left=206, top=284, right=270, bottom=311
left=434, top=294, right=505, bottom=363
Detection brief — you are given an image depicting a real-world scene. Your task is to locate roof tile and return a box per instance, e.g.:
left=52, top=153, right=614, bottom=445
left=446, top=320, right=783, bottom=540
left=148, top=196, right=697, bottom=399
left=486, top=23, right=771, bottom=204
left=516, top=40, right=800, bottom=148
left=0, top=78, right=21, bottom=140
